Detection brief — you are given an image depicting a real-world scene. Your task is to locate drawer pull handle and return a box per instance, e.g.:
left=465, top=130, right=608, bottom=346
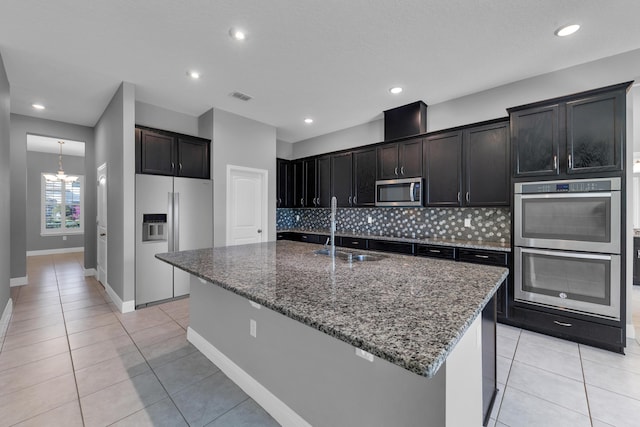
left=475, top=254, right=490, bottom=259
left=553, top=320, right=573, bottom=327
left=429, top=249, right=441, bottom=253
left=351, top=241, right=359, bottom=245
left=301, top=236, right=307, bottom=239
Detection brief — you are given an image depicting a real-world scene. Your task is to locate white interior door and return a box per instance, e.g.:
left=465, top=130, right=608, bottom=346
left=97, top=163, right=108, bottom=285
left=227, top=166, right=268, bottom=246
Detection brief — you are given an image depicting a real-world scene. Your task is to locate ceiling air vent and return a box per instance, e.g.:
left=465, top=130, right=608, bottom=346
left=229, top=91, right=253, bottom=102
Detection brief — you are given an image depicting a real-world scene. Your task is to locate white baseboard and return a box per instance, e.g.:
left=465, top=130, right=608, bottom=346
left=10, top=276, right=28, bottom=287
left=26, top=247, right=84, bottom=256
left=83, top=268, right=97, bottom=277
left=627, top=323, right=636, bottom=339
left=1, top=298, right=14, bottom=341
left=103, top=281, right=135, bottom=314
left=187, top=327, right=311, bottom=427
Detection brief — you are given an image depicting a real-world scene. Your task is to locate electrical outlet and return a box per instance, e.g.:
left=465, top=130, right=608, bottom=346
left=62, top=235, right=67, bottom=241
left=464, top=218, right=472, bottom=227
left=250, top=319, right=257, bottom=337
left=367, top=216, right=373, bottom=224
left=295, top=215, right=300, bottom=221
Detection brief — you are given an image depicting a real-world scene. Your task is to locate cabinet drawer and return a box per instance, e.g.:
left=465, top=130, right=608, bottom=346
left=339, top=237, right=368, bottom=249
left=458, top=249, right=507, bottom=266
left=289, top=233, right=322, bottom=244
left=416, top=245, right=456, bottom=260
left=512, top=305, right=624, bottom=352
left=368, top=240, right=414, bottom=255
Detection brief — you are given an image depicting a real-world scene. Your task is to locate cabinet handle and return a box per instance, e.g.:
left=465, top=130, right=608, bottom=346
left=568, top=154, right=573, bottom=169
left=466, top=192, right=470, bottom=203
left=353, top=195, right=357, bottom=205
left=301, top=235, right=307, bottom=240
left=553, top=155, right=557, bottom=170
left=553, top=320, right=573, bottom=327
left=429, top=249, right=441, bottom=253
left=278, top=198, right=281, bottom=206
left=179, top=163, right=183, bottom=171
left=457, top=192, right=461, bottom=203
left=394, top=167, right=398, bottom=176
left=475, top=254, right=490, bottom=259
left=300, top=197, right=304, bottom=206
left=352, top=241, right=360, bottom=245
left=348, top=195, right=352, bottom=205
left=400, top=166, right=404, bottom=176
left=171, top=162, right=175, bottom=171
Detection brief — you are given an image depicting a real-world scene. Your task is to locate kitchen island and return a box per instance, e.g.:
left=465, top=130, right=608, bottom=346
left=157, top=240, right=508, bottom=427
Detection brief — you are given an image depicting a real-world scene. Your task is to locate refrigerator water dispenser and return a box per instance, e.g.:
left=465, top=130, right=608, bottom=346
left=142, top=213, right=167, bottom=242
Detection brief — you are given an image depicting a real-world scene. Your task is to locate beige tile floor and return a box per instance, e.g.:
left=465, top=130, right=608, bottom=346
left=3, top=252, right=640, bottom=426
left=0, top=253, right=278, bottom=427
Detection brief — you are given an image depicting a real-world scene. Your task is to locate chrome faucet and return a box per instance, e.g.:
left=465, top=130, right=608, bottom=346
left=330, top=196, right=337, bottom=257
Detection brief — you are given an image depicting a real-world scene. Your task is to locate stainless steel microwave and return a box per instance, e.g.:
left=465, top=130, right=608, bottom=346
left=375, top=178, right=423, bottom=207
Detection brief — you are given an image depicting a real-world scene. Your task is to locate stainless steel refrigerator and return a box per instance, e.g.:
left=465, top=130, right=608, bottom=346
left=135, top=174, right=213, bottom=307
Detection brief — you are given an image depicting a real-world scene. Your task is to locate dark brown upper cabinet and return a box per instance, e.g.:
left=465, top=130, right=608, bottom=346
left=331, top=152, right=353, bottom=207
left=135, top=126, right=210, bottom=179
left=316, top=156, right=331, bottom=208
left=424, top=119, right=509, bottom=207
left=464, top=121, right=510, bottom=206
left=377, top=138, right=423, bottom=180
left=510, top=82, right=629, bottom=178
left=276, top=158, right=292, bottom=208
left=292, top=160, right=304, bottom=208
left=352, top=147, right=377, bottom=206
left=424, top=131, right=462, bottom=206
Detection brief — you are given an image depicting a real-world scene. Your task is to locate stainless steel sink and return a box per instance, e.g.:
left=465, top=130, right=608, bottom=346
left=312, top=249, right=386, bottom=262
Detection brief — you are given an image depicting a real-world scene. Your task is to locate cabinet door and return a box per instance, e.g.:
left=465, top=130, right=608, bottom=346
left=177, top=137, right=210, bottom=179
left=292, top=161, right=304, bottom=208
left=352, top=148, right=377, bottom=206
left=566, top=91, right=624, bottom=174
left=399, top=138, right=423, bottom=177
left=511, top=105, right=560, bottom=177
left=303, top=159, right=317, bottom=207
left=377, top=143, right=399, bottom=179
left=331, top=152, right=353, bottom=207
left=276, top=159, right=292, bottom=208
left=425, top=132, right=462, bottom=206
left=464, top=122, right=509, bottom=206
left=139, top=129, right=175, bottom=176
left=316, top=156, right=331, bottom=207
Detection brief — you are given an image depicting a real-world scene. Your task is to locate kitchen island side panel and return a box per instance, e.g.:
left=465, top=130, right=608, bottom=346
left=189, top=276, right=447, bottom=427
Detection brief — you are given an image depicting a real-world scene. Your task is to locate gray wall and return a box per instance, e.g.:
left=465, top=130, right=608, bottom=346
left=94, top=82, right=136, bottom=303
left=26, top=151, right=85, bottom=252
left=0, top=52, right=10, bottom=314
left=135, top=101, right=199, bottom=136
left=292, top=48, right=640, bottom=159
left=212, top=109, right=277, bottom=247
left=10, top=114, right=96, bottom=278
left=276, top=139, right=294, bottom=160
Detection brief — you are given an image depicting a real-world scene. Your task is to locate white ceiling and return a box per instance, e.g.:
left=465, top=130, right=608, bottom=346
left=26, top=135, right=85, bottom=157
left=1, top=0, right=640, bottom=143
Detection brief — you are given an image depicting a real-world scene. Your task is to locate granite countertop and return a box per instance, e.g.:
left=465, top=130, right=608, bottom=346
left=279, top=228, right=511, bottom=252
left=157, top=240, right=508, bottom=378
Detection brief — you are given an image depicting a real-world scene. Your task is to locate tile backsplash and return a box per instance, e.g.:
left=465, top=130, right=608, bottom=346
left=277, top=207, right=510, bottom=243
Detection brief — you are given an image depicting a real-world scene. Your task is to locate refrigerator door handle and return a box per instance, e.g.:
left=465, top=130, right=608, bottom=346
left=174, top=192, right=180, bottom=252
left=167, top=192, right=174, bottom=252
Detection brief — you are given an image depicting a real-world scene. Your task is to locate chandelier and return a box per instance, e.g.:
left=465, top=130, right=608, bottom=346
left=43, top=141, right=78, bottom=182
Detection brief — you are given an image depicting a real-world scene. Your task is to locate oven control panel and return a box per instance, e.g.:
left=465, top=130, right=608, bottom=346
left=516, top=178, right=621, bottom=194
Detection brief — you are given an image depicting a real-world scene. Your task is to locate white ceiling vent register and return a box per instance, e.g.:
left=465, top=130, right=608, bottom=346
left=229, top=91, right=253, bottom=101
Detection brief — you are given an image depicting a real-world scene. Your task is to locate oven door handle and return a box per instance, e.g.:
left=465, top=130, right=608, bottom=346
left=517, top=192, right=613, bottom=199
left=516, top=247, right=614, bottom=261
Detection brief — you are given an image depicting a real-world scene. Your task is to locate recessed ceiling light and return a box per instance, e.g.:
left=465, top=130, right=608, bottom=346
left=32, top=103, right=45, bottom=110
left=187, top=71, right=201, bottom=79
left=555, top=24, right=580, bottom=37
left=229, top=28, right=247, bottom=41
left=389, top=87, right=403, bottom=95
left=304, top=118, right=314, bottom=124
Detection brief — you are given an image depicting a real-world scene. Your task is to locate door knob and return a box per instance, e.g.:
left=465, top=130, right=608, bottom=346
left=100, top=233, right=107, bottom=237
left=257, top=229, right=262, bottom=234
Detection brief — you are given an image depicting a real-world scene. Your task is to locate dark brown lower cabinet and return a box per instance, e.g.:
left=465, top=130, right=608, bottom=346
left=482, top=296, right=497, bottom=427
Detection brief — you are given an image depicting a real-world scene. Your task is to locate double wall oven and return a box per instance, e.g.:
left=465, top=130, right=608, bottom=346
left=514, top=178, right=621, bottom=321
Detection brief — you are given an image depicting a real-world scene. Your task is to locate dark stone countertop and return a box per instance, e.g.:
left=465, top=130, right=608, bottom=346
left=279, top=228, right=511, bottom=252
left=156, top=240, right=507, bottom=378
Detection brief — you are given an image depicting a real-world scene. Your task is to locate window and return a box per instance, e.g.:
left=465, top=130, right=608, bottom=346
left=41, top=174, right=84, bottom=235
